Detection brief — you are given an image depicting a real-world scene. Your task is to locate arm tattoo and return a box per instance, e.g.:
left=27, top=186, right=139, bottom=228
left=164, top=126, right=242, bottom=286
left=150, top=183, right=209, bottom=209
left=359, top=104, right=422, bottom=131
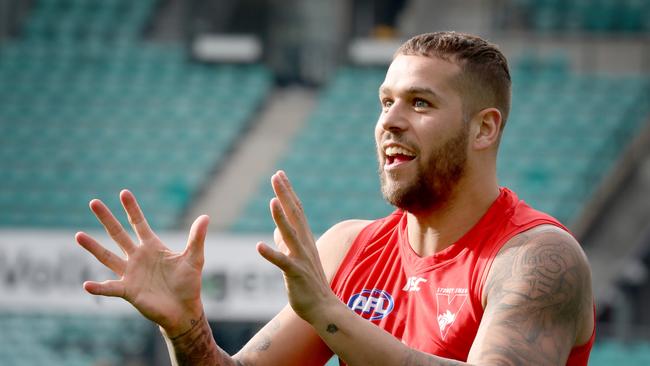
left=254, top=337, right=271, bottom=352
left=168, top=316, right=285, bottom=366
left=236, top=318, right=283, bottom=364
left=479, top=231, right=591, bottom=365
left=326, top=323, right=339, bottom=334
left=167, top=313, right=239, bottom=366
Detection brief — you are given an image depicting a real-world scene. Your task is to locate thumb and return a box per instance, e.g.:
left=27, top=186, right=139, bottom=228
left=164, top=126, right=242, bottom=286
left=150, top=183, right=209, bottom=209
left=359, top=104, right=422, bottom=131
left=185, top=215, right=210, bottom=265
left=257, top=242, right=291, bottom=272
left=84, top=280, right=126, bottom=298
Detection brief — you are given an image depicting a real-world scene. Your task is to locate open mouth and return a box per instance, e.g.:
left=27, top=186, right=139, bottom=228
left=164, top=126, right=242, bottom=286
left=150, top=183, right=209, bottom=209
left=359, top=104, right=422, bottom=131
left=385, top=146, right=416, bottom=167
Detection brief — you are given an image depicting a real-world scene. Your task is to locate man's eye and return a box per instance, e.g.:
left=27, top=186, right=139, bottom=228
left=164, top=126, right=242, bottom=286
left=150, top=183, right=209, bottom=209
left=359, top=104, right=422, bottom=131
left=382, top=100, right=393, bottom=108
left=414, top=99, right=429, bottom=108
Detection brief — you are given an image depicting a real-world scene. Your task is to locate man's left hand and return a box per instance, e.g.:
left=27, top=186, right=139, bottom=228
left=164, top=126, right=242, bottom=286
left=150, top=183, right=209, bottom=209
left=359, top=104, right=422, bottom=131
left=256, top=171, right=338, bottom=323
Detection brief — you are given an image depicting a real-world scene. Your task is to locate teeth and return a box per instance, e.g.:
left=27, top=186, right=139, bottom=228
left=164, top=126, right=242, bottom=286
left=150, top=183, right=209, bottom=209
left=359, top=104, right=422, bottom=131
left=385, top=146, right=415, bottom=157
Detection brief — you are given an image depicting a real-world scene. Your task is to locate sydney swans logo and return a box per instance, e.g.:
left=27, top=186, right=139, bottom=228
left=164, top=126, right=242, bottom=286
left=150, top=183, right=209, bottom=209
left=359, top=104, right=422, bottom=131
left=435, top=288, right=468, bottom=340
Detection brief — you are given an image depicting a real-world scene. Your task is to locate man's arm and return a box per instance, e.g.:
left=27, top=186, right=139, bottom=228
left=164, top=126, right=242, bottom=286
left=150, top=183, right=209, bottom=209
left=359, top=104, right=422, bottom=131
left=261, top=171, right=594, bottom=366
left=76, top=188, right=367, bottom=366
left=467, top=226, right=594, bottom=365
left=228, top=219, right=368, bottom=366
left=161, top=218, right=368, bottom=366
left=76, top=190, right=238, bottom=365
left=160, top=305, right=333, bottom=366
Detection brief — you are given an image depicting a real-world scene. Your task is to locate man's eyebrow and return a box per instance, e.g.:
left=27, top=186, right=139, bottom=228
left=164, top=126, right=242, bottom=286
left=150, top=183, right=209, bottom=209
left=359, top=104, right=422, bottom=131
left=378, top=85, right=441, bottom=101
left=405, top=86, right=440, bottom=100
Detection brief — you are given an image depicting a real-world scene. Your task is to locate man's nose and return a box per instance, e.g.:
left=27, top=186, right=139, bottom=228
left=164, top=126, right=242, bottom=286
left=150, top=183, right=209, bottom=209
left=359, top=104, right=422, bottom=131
left=380, top=101, right=409, bottom=132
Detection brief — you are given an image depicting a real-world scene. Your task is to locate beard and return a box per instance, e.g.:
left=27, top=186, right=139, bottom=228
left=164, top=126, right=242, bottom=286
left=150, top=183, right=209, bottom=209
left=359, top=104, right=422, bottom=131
left=378, top=125, right=468, bottom=214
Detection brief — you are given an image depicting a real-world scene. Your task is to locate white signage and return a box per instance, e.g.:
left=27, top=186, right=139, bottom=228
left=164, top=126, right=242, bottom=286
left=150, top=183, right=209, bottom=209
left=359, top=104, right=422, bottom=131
left=0, top=230, right=286, bottom=321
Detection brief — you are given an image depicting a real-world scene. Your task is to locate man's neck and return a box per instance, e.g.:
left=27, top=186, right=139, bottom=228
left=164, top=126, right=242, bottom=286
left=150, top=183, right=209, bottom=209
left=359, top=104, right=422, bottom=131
left=406, top=180, right=500, bottom=257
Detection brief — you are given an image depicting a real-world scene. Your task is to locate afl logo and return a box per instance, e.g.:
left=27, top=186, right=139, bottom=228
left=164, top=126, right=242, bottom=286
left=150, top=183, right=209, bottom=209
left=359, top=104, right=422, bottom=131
left=347, top=289, right=394, bottom=320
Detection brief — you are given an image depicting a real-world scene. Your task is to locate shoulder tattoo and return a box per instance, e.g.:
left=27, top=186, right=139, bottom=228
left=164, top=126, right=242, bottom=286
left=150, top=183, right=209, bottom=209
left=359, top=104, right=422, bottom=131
left=480, top=230, right=592, bottom=365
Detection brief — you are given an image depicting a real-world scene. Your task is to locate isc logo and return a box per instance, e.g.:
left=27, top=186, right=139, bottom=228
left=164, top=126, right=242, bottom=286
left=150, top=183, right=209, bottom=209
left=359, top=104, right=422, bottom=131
left=347, top=289, right=394, bottom=320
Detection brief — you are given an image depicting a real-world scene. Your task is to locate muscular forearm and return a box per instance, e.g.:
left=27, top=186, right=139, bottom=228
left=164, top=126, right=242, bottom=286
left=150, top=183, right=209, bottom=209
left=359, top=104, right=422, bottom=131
left=310, top=298, right=470, bottom=366
left=162, top=312, right=241, bottom=366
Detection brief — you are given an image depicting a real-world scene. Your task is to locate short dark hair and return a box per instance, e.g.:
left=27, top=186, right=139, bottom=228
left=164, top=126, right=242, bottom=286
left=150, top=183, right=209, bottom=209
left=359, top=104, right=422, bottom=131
left=396, top=32, right=511, bottom=130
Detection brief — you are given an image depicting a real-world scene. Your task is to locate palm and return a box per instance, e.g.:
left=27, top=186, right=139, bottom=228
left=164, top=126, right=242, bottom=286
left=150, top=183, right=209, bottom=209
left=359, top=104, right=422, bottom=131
left=124, top=244, right=199, bottom=325
left=76, top=190, right=209, bottom=335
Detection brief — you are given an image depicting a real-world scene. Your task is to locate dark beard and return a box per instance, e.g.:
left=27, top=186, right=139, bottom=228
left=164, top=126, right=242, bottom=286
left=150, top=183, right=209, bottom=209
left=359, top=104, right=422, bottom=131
left=379, top=126, right=468, bottom=214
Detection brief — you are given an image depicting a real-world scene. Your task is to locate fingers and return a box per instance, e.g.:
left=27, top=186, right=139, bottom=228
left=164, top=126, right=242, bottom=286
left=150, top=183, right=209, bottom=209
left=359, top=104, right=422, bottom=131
left=184, top=215, right=210, bottom=265
left=270, top=197, right=302, bottom=256
left=76, top=232, right=126, bottom=276
left=83, top=279, right=126, bottom=298
left=119, top=190, right=157, bottom=242
left=276, top=171, right=302, bottom=208
left=256, top=242, right=291, bottom=272
left=271, top=171, right=308, bottom=229
left=273, top=227, right=282, bottom=245
left=273, top=227, right=289, bottom=254
left=89, top=199, right=137, bottom=255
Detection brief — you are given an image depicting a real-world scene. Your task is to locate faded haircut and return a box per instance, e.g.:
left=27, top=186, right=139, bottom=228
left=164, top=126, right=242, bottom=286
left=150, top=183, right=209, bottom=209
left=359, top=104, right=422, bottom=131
left=395, top=32, right=512, bottom=130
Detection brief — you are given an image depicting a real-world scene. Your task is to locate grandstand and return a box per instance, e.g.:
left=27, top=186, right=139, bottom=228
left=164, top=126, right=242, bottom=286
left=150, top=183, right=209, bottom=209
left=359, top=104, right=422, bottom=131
left=504, top=0, right=650, bottom=32
left=232, top=66, right=394, bottom=234
left=1, top=0, right=649, bottom=365
left=0, top=0, right=271, bottom=230
left=0, top=312, right=153, bottom=365
left=501, top=55, right=649, bottom=226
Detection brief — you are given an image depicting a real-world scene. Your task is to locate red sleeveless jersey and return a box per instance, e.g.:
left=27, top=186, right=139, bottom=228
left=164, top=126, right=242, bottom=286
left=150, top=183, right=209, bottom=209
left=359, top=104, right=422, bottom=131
left=330, top=187, right=594, bottom=365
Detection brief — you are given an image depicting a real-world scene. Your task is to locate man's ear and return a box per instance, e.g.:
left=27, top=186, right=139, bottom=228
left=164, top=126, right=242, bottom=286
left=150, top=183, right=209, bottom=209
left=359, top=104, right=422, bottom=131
left=471, top=108, right=502, bottom=150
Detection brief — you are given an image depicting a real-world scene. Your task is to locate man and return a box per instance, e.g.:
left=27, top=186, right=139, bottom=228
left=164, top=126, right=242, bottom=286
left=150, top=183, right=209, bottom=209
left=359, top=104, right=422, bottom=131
left=76, top=32, right=595, bottom=365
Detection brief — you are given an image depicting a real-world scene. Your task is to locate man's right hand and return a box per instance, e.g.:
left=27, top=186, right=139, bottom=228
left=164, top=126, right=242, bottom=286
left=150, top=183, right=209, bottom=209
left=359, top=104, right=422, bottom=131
left=76, top=189, right=210, bottom=338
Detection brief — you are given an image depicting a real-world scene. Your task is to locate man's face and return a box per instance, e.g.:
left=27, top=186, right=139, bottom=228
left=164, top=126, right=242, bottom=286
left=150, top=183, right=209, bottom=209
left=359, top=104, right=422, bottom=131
left=376, top=54, right=469, bottom=213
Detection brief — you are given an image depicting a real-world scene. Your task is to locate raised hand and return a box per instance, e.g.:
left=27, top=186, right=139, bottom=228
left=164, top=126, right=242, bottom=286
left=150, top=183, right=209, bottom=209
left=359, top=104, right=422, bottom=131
left=256, top=171, right=338, bottom=323
left=76, top=190, right=209, bottom=337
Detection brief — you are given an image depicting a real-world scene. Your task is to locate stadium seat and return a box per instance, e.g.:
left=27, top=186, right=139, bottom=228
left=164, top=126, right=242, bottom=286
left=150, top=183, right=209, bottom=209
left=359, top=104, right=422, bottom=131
left=0, top=0, right=272, bottom=230
left=518, top=0, right=650, bottom=32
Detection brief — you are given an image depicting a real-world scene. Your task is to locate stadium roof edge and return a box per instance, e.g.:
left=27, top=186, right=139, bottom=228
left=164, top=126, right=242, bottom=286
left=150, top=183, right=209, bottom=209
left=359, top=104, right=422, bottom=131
left=348, top=38, right=402, bottom=66
left=192, top=34, right=262, bottom=63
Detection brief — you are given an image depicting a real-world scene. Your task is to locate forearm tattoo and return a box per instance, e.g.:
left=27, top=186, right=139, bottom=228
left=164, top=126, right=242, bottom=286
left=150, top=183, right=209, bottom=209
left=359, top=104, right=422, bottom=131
left=235, top=318, right=283, bottom=365
left=168, top=313, right=235, bottom=366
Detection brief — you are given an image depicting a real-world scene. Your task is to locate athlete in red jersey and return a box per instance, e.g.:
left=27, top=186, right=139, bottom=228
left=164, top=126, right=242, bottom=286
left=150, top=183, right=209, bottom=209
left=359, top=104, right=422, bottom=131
left=76, top=32, right=594, bottom=365
left=331, top=188, right=594, bottom=365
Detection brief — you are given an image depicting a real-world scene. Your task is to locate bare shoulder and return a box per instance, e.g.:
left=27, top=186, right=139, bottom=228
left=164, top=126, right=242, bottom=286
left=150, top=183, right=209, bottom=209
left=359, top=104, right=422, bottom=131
left=316, top=219, right=372, bottom=282
left=484, top=224, right=592, bottom=307
left=471, top=224, right=594, bottom=364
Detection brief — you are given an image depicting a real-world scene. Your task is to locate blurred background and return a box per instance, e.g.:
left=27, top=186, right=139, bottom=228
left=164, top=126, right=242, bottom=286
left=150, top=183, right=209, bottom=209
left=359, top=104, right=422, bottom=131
left=0, top=0, right=649, bottom=364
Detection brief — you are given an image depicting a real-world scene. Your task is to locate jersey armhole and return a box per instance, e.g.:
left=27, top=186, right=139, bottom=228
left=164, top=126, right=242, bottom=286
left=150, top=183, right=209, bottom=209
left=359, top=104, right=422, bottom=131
left=329, top=220, right=383, bottom=295
left=476, top=219, right=568, bottom=304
